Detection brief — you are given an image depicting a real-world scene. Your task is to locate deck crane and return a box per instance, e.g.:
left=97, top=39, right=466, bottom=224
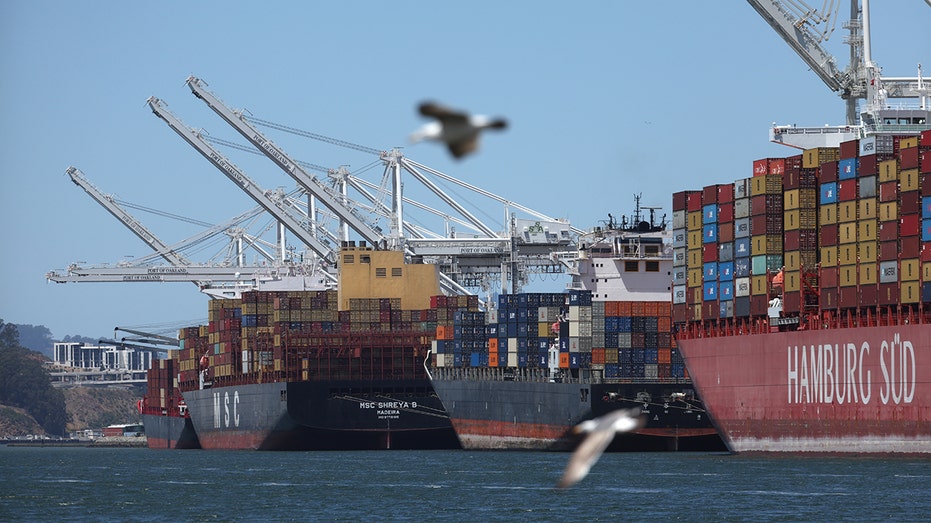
left=186, top=77, right=393, bottom=248
left=748, top=0, right=930, bottom=148
left=146, top=96, right=338, bottom=280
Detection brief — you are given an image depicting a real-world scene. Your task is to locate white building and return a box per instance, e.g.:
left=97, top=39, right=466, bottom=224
left=53, top=342, right=153, bottom=372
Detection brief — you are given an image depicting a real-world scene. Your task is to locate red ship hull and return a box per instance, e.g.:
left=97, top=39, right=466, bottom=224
left=678, top=324, right=931, bottom=453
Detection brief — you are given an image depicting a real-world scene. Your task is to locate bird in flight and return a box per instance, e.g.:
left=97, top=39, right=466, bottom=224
left=557, top=408, right=644, bottom=489
left=410, top=101, right=507, bottom=159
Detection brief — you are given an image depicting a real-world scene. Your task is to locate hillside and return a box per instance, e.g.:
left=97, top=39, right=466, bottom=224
left=64, top=385, right=144, bottom=432
left=0, top=405, right=45, bottom=437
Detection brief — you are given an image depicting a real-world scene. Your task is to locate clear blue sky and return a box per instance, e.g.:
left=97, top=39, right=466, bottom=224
left=1, top=1, right=928, bottom=341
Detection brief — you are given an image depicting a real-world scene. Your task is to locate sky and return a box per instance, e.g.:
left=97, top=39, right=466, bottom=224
left=1, top=1, right=928, bottom=342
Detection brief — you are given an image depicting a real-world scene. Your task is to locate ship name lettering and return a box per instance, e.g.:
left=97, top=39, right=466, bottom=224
left=787, top=334, right=916, bottom=406
left=879, top=334, right=916, bottom=405
left=214, top=390, right=240, bottom=429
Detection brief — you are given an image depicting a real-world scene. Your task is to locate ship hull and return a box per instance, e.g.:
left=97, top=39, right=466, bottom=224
left=183, top=379, right=459, bottom=450
left=678, top=324, right=931, bottom=453
left=429, top=375, right=722, bottom=451
left=142, top=414, right=201, bottom=449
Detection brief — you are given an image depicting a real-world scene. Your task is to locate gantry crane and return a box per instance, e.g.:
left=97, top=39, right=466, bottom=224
left=748, top=0, right=930, bottom=148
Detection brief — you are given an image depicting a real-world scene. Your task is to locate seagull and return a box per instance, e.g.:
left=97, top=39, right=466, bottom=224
left=557, top=408, right=644, bottom=489
left=409, top=101, right=507, bottom=159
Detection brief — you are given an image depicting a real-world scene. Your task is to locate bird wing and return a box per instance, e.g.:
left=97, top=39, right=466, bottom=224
left=419, top=102, right=469, bottom=124
left=557, top=428, right=616, bottom=489
left=447, top=137, right=478, bottom=159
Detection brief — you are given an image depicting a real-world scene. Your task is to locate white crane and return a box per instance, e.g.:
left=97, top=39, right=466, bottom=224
left=748, top=0, right=930, bottom=148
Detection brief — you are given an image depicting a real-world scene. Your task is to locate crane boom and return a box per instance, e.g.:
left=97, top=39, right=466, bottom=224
left=146, top=96, right=338, bottom=278
left=67, top=166, right=194, bottom=267
left=186, top=77, right=386, bottom=247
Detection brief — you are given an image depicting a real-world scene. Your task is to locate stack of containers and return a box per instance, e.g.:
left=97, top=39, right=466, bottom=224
left=781, top=155, right=818, bottom=313
left=671, top=191, right=700, bottom=323
left=701, top=184, right=721, bottom=320
left=733, top=178, right=753, bottom=316
left=686, top=191, right=705, bottom=321
left=566, top=290, right=593, bottom=370
left=922, top=132, right=931, bottom=302
left=819, top=157, right=841, bottom=309
left=897, top=136, right=924, bottom=304
left=750, top=158, right=786, bottom=308
left=853, top=140, right=880, bottom=307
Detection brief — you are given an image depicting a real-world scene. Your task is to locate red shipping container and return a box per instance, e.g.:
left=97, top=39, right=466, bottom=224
left=717, top=184, right=734, bottom=203
left=878, top=282, right=899, bottom=305
left=840, top=139, right=859, bottom=159
left=923, top=243, right=931, bottom=263
left=880, top=240, right=899, bottom=261
left=901, top=191, right=920, bottom=214
left=703, top=243, right=718, bottom=262
left=717, top=203, right=734, bottom=223
left=860, top=285, right=878, bottom=305
left=702, top=301, right=719, bottom=320
left=923, top=173, right=931, bottom=194
left=879, top=221, right=899, bottom=242
left=783, top=291, right=800, bottom=313
left=821, top=267, right=839, bottom=287
left=921, top=151, right=931, bottom=175
left=747, top=295, right=766, bottom=316
left=837, top=179, right=857, bottom=201
left=900, top=146, right=919, bottom=169
left=687, top=191, right=703, bottom=212
left=820, top=287, right=838, bottom=309
left=901, top=236, right=921, bottom=258
left=879, top=180, right=898, bottom=202
left=922, top=129, right=931, bottom=147
left=820, top=224, right=839, bottom=245
left=839, top=287, right=859, bottom=308
left=820, top=161, right=838, bottom=182
left=703, top=185, right=718, bottom=203
left=672, top=191, right=690, bottom=211
left=858, top=154, right=877, bottom=176
left=752, top=159, right=770, bottom=176
left=718, top=222, right=734, bottom=243
left=785, top=229, right=799, bottom=251
left=901, top=214, right=920, bottom=236
left=769, top=158, right=786, bottom=175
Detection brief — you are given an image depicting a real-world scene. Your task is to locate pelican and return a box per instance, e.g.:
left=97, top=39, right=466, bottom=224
left=409, top=101, right=507, bottom=159
left=557, top=408, right=644, bottom=489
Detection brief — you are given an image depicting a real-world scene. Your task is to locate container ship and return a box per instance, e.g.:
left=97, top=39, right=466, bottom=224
left=139, top=359, right=200, bottom=449
left=674, top=130, right=931, bottom=453
left=143, top=243, right=465, bottom=450
left=427, top=204, right=725, bottom=451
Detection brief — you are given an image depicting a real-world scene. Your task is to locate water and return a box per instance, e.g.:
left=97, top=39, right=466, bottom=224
left=0, top=447, right=928, bottom=522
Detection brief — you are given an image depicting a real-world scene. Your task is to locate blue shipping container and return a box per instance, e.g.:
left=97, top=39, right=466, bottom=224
left=703, top=203, right=718, bottom=224
left=820, top=182, right=838, bottom=204
left=838, top=157, right=858, bottom=180
left=703, top=224, right=718, bottom=243
left=703, top=281, right=718, bottom=301
left=719, top=262, right=734, bottom=281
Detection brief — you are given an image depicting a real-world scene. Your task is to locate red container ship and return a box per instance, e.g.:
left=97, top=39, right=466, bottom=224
left=674, top=130, right=931, bottom=453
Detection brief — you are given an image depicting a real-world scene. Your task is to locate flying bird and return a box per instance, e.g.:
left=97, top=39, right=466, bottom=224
left=409, top=102, right=507, bottom=159
left=557, top=408, right=644, bottom=489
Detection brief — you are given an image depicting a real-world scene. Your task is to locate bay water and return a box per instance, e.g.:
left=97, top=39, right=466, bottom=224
left=1, top=446, right=927, bottom=522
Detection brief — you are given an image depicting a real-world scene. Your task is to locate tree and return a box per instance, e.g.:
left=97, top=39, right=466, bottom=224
left=14, top=323, right=55, bottom=358
left=0, top=319, right=68, bottom=436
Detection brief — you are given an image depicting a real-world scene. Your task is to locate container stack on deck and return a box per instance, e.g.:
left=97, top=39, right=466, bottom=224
left=673, top=130, right=931, bottom=329
left=432, top=291, right=685, bottom=382
left=172, top=290, right=480, bottom=390
left=141, top=354, right=181, bottom=416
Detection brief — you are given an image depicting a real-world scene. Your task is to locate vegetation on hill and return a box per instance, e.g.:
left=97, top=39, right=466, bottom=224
left=0, top=320, right=68, bottom=436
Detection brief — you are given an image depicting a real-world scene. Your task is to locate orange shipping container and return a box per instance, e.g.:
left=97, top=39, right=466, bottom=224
left=559, top=352, right=570, bottom=368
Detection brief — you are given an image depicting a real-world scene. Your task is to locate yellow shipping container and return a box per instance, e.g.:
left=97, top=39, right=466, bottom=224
left=879, top=202, right=898, bottom=222
left=750, top=174, right=782, bottom=196
left=821, top=246, right=837, bottom=266
left=839, top=264, right=858, bottom=287
left=688, top=211, right=703, bottom=231
left=784, top=189, right=800, bottom=210
left=803, top=147, right=839, bottom=168
left=784, top=270, right=801, bottom=292
left=784, top=251, right=800, bottom=271
left=688, top=231, right=703, bottom=250
left=859, top=263, right=878, bottom=285
left=820, top=204, right=837, bottom=225
left=858, top=219, right=877, bottom=242
left=924, top=261, right=931, bottom=283
left=899, top=136, right=919, bottom=149
left=859, top=241, right=878, bottom=263
left=751, top=275, right=769, bottom=295
left=878, top=159, right=898, bottom=182
left=838, top=244, right=857, bottom=265
left=900, top=168, right=920, bottom=192
left=784, top=210, right=799, bottom=231
left=752, top=234, right=783, bottom=254
left=687, top=268, right=703, bottom=288
left=858, top=198, right=877, bottom=219
left=839, top=222, right=858, bottom=244
left=901, top=259, right=920, bottom=281
left=691, top=286, right=703, bottom=303
left=838, top=201, right=858, bottom=222
left=901, top=281, right=920, bottom=304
